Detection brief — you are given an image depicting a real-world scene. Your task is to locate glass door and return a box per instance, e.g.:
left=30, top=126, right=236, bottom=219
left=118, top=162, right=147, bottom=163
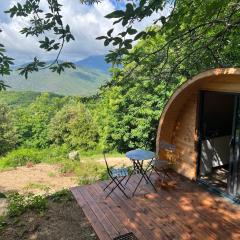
left=228, top=96, right=240, bottom=197
left=198, top=91, right=234, bottom=193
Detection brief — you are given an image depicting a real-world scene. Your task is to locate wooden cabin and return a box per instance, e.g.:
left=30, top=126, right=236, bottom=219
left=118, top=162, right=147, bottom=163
left=156, top=68, right=240, bottom=198
left=71, top=68, right=240, bottom=240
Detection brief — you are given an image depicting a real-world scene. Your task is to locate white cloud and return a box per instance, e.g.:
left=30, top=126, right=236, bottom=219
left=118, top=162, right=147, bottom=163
left=0, top=0, right=170, bottom=64
left=0, top=0, right=116, bottom=63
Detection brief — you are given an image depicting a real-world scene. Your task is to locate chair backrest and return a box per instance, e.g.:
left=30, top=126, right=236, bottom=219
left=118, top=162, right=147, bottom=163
left=103, top=152, right=110, bottom=172
left=159, top=140, right=176, bottom=151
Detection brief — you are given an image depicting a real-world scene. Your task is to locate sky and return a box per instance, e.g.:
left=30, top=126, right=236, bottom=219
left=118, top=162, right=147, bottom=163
left=0, top=0, right=167, bottom=64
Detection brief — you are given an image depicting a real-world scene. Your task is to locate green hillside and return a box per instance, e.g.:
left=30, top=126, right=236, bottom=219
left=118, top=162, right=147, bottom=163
left=3, top=66, right=109, bottom=96
left=0, top=91, right=64, bottom=108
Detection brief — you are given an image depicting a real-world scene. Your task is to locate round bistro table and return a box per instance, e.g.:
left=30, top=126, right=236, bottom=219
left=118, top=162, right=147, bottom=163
left=125, top=149, right=157, bottom=196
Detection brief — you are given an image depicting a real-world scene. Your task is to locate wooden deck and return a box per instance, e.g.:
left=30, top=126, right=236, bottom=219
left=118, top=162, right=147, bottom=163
left=71, top=173, right=240, bottom=240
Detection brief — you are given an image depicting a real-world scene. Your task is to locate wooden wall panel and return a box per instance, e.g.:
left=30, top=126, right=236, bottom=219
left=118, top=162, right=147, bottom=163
left=156, top=68, right=240, bottom=181
left=172, top=92, right=198, bottom=179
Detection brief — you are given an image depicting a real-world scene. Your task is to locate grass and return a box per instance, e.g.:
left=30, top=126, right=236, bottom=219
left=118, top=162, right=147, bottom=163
left=0, top=146, right=122, bottom=170
left=47, top=172, right=56, bottom=177
left=58, top=158, right=109, bottom=185
left=0, top=146, right=123, bottom=186
left=24, top=183, right=51, bottom=192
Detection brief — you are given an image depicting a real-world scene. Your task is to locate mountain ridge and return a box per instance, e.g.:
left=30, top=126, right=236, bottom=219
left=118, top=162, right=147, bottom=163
left=3, top=55, right=110, bottom=96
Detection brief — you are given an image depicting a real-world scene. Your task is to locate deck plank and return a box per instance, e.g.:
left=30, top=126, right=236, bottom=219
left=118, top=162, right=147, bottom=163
left=80, top=184, right=119, bottom=239
left=119, top=176, right=174, bottom=240
left=89, top=184, right=129, bottom=236
left=71, top=187, right=111, bottom=240
left=101, top=181, right=156, bottom=240
left=71, top=173, right=240, bottom=240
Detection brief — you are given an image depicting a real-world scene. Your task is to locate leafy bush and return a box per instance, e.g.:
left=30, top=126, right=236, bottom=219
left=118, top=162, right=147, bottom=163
left=0, top=103, right=18, bottom=156
left=0, top=146, right=69, bottom=169
left=7, top=193, right=47, bottom=217
left=57, top=157, right=108, bottom=185
left=13, top=93, right=67, bottom=148
left=0, top=148, right=42, bottom=168
left=39, top=145, right=69, bottom=164
left=48, top=102, right=99, bottom=151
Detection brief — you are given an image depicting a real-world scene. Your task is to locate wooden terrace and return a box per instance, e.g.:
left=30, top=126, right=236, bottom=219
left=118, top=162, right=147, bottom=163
left=71, top=173, right=240, bottom=240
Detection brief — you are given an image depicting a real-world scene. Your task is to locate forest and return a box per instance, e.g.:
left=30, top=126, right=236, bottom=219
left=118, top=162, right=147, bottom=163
left=2, top=0, right=240, bottom=167
left=1, top=0, right=240, bottom=166
left=0, top=31, right=176, bottom=165
left=0, top=31, right=178, bottom=162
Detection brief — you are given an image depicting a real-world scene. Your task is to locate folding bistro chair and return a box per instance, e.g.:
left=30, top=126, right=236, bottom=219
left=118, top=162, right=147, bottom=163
left=103, top=153, right=129, bottom=198
left=148, top=141, right=176, bottom=183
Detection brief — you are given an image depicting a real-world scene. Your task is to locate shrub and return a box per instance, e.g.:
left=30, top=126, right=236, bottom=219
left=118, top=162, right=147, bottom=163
left=0, top=148, right=42, bottom=168
left=0, top=146, right=69, bottom=170
left=7, top=193, right=47, bottom=217
left=40, top=145, right=69, bottom=164
left=0, top=103, right=18, bottom=156
left=48, top=102, right=99, bottom=151
left=13, top=93, right=66, bottom=149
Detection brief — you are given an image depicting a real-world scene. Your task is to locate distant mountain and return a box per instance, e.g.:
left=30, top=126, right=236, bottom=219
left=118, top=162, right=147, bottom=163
left=0, top=91, right=62, bottom=108
left=3, top=65, right=109, bottom=96
left=75, top=55, right=111, bottom=73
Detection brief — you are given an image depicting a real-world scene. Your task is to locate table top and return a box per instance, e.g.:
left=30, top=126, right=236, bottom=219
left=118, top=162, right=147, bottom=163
left=126, top=149, right=155, bottom=161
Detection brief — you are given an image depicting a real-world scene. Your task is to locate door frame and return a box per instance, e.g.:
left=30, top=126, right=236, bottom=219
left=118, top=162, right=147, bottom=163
left=228, top=96, right=240, bottom=196
left=196, top=90, right=240, bottom=202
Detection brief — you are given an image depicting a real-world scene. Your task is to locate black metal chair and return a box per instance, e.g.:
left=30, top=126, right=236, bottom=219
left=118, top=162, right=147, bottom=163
left=148, top=141, right=176, bottom=183
left=103, top=153, right=129, bottom=198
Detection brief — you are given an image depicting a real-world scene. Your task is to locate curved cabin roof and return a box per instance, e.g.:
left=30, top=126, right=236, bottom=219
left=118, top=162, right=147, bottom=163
left=156, top=68, right=240, bottom=155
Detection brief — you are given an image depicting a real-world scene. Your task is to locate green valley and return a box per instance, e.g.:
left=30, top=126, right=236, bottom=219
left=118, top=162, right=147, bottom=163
left=3, top=65, right=109, bottom=97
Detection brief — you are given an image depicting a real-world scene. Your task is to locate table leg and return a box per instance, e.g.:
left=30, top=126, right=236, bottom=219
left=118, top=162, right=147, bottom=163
left=132, top=161, right=157, bottom=196
left=124, top=159, right=138, bottom=186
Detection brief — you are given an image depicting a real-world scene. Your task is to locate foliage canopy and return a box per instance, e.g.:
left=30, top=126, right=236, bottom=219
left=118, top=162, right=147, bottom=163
left=1, top=0, right=240, bottom=154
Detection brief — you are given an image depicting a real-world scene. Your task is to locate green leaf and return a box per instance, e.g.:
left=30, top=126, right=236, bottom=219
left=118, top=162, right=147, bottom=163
left=105, top=10, right=125, bottom=19
left=122, top=18, right=128, bottom=27
left=127, top=28, right=137, bottom=35
left=104, top=39, right=110, bottom=46
left=126, top=3, right=134, bottom=16
left=96, top=36, right=107, bottom=40
left=107, top=29, right=114, bottom=37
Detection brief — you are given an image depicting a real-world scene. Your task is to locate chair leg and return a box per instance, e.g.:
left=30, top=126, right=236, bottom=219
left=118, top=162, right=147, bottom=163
left=124, top=170, right=134, bottom=186
left=105, top=178, right=119, bottom=198
left=106, top=176, right=129, bottom=199
left=132, top=174, right=144, bottom=196
left=116, top=178, right=126, bottom=189
left=103, top=180, right=113, bottom=191
left=153, top=167, right=163, bottom=178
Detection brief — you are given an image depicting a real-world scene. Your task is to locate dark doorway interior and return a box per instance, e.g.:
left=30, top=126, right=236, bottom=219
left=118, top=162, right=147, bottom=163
left=199, top=92, right=235, bottom=193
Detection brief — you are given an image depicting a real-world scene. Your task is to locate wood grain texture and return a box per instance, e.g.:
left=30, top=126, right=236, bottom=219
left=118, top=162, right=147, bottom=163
left=71, top=173, right=240, bottom=240
left=156, top=68, right=240, bottom=180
